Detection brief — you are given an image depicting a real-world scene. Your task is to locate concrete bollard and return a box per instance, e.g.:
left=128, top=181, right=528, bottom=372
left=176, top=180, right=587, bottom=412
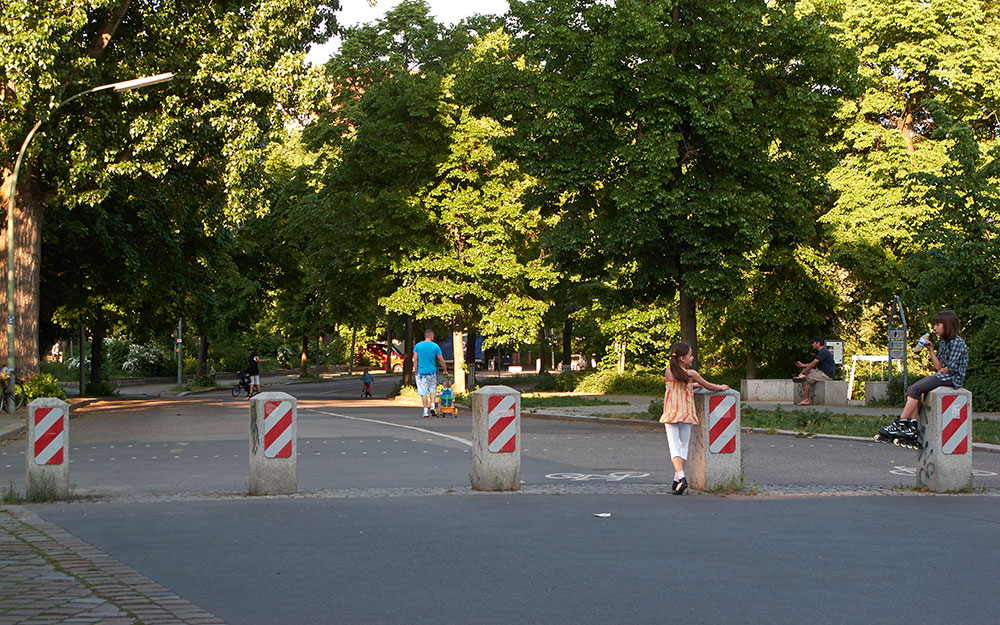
left=249, top=392, right=297, bottom=495
left=26, top=398, right=70, bottom=500
left=689, top=389, right=741, bottom=491
left=472, top=385, right=520, bottom=491
left=917, top=387, right=972, bottom=492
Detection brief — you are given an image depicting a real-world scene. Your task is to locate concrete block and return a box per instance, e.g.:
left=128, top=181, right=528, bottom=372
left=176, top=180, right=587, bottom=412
left=793, top=380, right=848, bottom=406
left=917, top=388, right=972, bottom=492
left=865, top=381, right=889, bottom=404
left=472, top=385, right=520, bottom=491
left=26, top=399, right=70, bottom=500
left=689, top=389, right=742, bottom=491
left=249, top=392, right=297, bottom=495
left=741, top=379, right=795, bottom=403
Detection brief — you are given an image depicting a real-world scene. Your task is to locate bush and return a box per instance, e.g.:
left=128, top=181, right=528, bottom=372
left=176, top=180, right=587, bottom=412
left=532, top=372, right=558, bottom=391
left=191, top=374, right=216, bottom=389
left=965, top=370, right=1000, bottom=412
left=23, top=372, right=66, bottom=401
left=212, top=343, right=250, bottom=373
left=121, top=343, right=173, bottom=377
left=573, top=369, right=663, bottom=395
left=39, top=359, right=74, bottom=382
left=84, top=380, right=116, bottom=397
left=103, top=337, right=132, bottom=370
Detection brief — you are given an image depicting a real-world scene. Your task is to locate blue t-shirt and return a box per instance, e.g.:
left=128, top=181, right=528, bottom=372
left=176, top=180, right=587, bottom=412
left=815, top=347, right=836, bottom=379
left=414, top=340, right=442, bottom=375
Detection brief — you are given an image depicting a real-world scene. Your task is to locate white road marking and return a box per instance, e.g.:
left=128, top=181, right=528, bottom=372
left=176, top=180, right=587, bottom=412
left=303, top=408, right=473, bottom=447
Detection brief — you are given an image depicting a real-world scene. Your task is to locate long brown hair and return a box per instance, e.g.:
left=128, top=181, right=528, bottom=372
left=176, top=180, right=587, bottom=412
left=933, top=310, right=961, bottom=341
left=668, top=342, right=692, bottom=383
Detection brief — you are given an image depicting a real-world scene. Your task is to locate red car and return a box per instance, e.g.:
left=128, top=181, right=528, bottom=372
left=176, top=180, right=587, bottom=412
left=356, top=342, right=404, bottom=372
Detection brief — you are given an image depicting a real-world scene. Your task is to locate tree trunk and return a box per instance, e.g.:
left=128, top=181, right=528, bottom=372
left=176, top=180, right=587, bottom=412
left=679, top=289, right=698, bottom=368
left=536, top=327, right=546, bottom=374
left=300, top=335, right=308, bottom=376
left=452, top=327, right=466, bottom=394
left=465, top=329, right=477, bottom=390
left=384, top=325, right=392, bottom=374
left=90, top=321, right=106, bottom=387
left=197, top=336, right=208, bottom=376
left=348, top=325, right=357, bottom=375
left=0, top=167, right=43, bottom=377
left=403, top=316, right=414, bottom=386
left=746, top=352, right=757, bottom=380
left=561, top=317, right=573, bottom=371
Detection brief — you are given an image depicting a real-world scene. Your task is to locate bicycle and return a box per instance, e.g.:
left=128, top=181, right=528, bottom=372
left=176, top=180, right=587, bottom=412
left=0, top=367, right=26, bottom=410
left=231, top=371, right=258, bottom=399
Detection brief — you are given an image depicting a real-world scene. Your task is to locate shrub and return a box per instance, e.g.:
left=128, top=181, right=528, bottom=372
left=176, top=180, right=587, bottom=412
left=573, top=369, right=662, bottom=395
left=276, top=345, right=294, bottom=368
left=23, top=372, right=67, bottom=401
left=103, top=337, right=132, bottom=370
left=191, top=374, right=216, bottom=388
left=965, top=370, right=1000, bottom=412
left=84, top=380, right=116, bottom=397
left=121, top=343, right=173, bottom=377
left=532, top=372, right=558, bottom=391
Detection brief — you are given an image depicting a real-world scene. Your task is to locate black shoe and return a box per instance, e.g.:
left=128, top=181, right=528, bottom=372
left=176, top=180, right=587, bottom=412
left=676, top=477, right=688, bottom=495
left=430, top=409, right=437, bottom=418
left=671, top=480, right=680, bottom=495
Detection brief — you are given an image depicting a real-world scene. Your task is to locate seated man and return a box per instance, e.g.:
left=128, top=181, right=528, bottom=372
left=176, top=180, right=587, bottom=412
left=794, top=336, right=836, bottom=406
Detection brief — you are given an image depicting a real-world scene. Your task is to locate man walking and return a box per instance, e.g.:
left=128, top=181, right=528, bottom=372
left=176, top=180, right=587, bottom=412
left=414, top=328, right=448, bottom=417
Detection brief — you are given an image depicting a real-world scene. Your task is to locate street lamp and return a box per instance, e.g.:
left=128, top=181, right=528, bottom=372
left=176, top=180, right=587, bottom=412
left=5, top=72, right=173, bottom=411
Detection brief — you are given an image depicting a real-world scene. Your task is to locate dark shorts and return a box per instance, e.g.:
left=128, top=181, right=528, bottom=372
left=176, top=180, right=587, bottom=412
left=906, top=375, right=954, bottom=400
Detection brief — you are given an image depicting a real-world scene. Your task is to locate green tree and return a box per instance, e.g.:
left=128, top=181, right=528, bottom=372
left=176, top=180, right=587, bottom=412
left=462, top=0, right=856, bottom=364
left=1, top=0, right=337, bottom=374
left=822, top=0, right=1000, bottom=310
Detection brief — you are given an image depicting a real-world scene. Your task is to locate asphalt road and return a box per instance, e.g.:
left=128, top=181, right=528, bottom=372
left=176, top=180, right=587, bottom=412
left=3, top=376, right=1000, bottom=624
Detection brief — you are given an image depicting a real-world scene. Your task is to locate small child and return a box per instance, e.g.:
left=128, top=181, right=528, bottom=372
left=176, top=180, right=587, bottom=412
left=661, top=341, right=730, bottom=495
left=361, top=369, right=373, bottom=398
left=438, top=378, right=456, bottom=417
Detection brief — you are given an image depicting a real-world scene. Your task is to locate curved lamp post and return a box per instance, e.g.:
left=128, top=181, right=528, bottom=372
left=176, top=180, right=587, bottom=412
left=5, top=72, right=173, bottom=412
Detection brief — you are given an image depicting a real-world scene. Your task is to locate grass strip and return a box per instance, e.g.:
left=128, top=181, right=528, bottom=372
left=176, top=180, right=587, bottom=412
left=616, top=404, right=1000, bottom=445
left=520, top=394, right=629, bottom=408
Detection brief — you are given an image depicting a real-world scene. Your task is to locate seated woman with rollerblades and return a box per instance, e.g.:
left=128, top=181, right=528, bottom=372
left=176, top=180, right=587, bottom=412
left=876, top=310, right=968, bottom=448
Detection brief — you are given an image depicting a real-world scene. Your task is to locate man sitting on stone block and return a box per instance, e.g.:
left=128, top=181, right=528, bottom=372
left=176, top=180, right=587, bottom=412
left=794, top=336, right=836, bottom=406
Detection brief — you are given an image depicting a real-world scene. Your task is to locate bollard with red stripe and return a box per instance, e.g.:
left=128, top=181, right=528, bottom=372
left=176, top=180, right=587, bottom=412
left=473, top=386, right=521, bottom=491
left=940, top=394, right=969, bottom=455
left=263, top=400, right=293, bottom=458
left=250, top=392, right=297, bottom=495
left=690, top=389, right=742, bottom=491
left=487, top=395, right=517, bottom=453
left=708, top=394, right=738, bottom=454
left=917, top=387, right=972, bottom=492
left=26, top=398, right=71, bottom=499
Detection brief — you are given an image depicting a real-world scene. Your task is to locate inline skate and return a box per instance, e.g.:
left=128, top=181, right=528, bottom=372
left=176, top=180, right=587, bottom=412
left=874, top=417, right=921, bottom=450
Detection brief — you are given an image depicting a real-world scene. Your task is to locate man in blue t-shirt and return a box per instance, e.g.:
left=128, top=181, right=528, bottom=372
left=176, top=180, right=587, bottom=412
left=413, top=329, right=448, bottom=417
left=794, top=336, right=836, bottom=406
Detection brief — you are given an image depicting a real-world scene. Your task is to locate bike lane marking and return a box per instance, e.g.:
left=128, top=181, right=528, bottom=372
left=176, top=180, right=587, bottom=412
left=302, top=408, right=473, bottom=447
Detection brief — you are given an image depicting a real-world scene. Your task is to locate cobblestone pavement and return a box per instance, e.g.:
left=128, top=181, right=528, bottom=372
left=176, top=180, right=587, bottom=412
left=0, top=506, right=226, bottom=625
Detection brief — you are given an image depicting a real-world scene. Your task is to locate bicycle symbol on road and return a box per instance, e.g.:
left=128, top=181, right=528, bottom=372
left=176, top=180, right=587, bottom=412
left=546, top=471, right=650, bottom=482
left=889, top=466, right=997, bottom=477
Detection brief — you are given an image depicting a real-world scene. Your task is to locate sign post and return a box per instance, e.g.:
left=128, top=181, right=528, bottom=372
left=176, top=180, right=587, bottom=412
left=887, top=296, right=908, bottom=390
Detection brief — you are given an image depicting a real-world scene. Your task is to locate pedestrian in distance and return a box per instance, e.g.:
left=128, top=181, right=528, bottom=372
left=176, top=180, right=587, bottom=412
left=876, top=310, right=969, bottom=448
left=361, top=368, right=373, bottom=398
left=793, top=336, right=836, bottom=406
left=246, top=350, right=260, bottom=398
left=661, top=341, right=730, bottom=495
left=413, top=329, right=448, bottom=418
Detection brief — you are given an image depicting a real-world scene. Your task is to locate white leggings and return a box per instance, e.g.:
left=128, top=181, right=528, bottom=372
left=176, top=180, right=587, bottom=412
left=664, top=423, right=692, bottom=461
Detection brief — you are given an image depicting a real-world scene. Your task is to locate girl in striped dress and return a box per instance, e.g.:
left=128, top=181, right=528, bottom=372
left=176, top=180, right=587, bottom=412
left=661, top=341, right=730, bottom=494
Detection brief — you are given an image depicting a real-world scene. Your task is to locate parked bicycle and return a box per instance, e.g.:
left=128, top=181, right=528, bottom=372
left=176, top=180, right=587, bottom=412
left=231, top=370, right=258, bottom=399
left=0, top=367, right=26, bottom=410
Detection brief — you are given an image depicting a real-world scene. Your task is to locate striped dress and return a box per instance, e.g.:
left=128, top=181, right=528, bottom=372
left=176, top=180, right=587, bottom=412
left=660, top=379, right=698, bottom=425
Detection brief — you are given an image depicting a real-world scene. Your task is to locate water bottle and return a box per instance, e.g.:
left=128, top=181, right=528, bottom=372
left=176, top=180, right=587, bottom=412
left=913, top=333, right=931, bottom=354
